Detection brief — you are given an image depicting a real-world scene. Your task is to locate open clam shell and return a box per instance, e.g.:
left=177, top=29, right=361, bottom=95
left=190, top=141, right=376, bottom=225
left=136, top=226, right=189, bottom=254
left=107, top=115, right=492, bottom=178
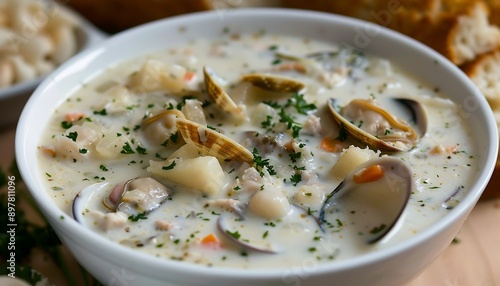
left=241, top=73, right=305, bottom=93
left=217, top=213, right=279, bottom=254
left=203, top=66, right=245, bottom=120
left=142, top=109, right=185, bottom=129
left=320, top=157, right=413, bottom=244
left=328, top=97, right=427, bottom=152
left=176, top=118, right=254, bottom=164
left=73, top=182, right=110, bottom=225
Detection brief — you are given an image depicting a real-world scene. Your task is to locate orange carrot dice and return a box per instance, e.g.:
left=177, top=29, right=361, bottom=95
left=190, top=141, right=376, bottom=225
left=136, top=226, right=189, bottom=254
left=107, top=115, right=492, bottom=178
left=320, top=137, right=343, bottom=152
left=353, top=164, right=384, bottom=184
left=65, top=112, right=86, bottom=122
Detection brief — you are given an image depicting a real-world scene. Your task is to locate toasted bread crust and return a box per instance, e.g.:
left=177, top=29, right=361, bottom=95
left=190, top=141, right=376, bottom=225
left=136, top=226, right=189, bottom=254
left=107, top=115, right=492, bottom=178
left=63, top=0, right=212, bottom=33
left=285, top=0, right=500, bottom=65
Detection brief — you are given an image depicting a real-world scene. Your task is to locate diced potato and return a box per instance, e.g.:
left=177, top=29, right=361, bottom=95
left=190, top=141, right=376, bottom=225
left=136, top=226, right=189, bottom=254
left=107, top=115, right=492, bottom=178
left=330, top=146, right=380, bottom=180
left=248, top=185, right=291, bottom=220
left=94, top=85, right=133, bottom=114
left=95, top=134, right=129, bottom=158
left=148, top=156, right=226, bottom=196
left=250, top=102, right=277, bottom=126
left=293, top=184, right=325, bottom=209
left=55, top=123, right=101, bottom=161
left=168, top=142, right=199, bottom=160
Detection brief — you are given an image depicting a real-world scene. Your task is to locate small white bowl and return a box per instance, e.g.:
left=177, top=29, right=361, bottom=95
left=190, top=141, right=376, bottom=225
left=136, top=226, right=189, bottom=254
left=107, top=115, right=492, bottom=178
left=0, top=3, right=106, bottom=128
left=16, top=8, right=498, bottom=286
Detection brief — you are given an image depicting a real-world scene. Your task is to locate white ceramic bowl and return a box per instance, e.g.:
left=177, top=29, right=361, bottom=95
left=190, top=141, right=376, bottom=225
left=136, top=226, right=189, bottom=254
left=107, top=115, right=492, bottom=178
left=16, top=8, right=498, bottom=286
left=0, top=2, right=106, bottom=128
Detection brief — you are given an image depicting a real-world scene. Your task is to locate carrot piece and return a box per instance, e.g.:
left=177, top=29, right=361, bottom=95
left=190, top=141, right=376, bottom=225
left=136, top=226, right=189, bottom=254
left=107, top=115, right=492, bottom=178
left=430, top=145, right=457, bottom=155
left=430, top=145, right=445, bottom=155
left=183, top=71, right=196, bottom=82
left=65, top=112, right=86, bottom=122
left=38, top=146, right=56, bottom=157
left=320, top=137, right=343, bottom=152
left=353, top=164, right=384, bottom=184
left=201, top=233, right=219, bottom=245
left=445, top=145, right=457, bottom=154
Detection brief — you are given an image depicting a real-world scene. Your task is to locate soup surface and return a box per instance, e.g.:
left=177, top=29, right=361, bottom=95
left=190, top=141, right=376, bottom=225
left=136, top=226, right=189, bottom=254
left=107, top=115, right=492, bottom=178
left=37, top=32, right=477, bottom=269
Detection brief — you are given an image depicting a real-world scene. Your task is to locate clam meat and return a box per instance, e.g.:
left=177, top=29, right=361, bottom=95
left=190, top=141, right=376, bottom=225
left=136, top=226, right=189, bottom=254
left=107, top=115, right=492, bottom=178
left=102, top=177, right=171, bottom=216
left=141, top=109, right=186, bottom=145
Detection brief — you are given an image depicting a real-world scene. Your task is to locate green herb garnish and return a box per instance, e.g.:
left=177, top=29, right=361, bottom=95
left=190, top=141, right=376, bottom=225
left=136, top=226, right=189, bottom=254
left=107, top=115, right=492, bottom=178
left=120, top=142, right=135, bottom=154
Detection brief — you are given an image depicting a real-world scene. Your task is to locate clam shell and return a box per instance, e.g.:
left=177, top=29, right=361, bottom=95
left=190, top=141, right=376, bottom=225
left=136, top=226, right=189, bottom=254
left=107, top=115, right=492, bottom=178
left=176, top=118, right=253, bottom=163
left=142, top=109, right=185, bottom=129
left=241, top=73, right=305, bottom=93
left=319, top=157, right=413, bottom=244
left=203, top=66, right=245, bottom=119
left=328, top=98, right=425, bottom=152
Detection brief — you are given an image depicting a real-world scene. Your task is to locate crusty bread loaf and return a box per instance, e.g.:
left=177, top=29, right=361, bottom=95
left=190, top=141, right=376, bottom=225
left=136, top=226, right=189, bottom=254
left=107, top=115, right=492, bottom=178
left=61, top=0, right=212, bottom=33
left=285, top=0, right=500, bottom=65
left=62, top=0, right=281, bottom=33
left=461, top=49, right=500, bottom=199
left=462, top=48, right=500, bottom=110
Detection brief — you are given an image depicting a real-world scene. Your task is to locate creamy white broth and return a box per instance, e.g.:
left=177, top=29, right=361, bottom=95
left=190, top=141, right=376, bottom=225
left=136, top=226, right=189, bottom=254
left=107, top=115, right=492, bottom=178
left=38, top=33, right=477, bottom=268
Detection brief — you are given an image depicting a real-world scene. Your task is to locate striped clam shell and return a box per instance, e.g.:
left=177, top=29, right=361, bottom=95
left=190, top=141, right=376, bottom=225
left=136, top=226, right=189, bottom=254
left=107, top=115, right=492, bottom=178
left=176, top=118, right=253, bottom=164
left=241, top=73, right=305, bottom=93
left=203, top=66, right=245, bottom=119
left=142, top=109, right=186, bottom=129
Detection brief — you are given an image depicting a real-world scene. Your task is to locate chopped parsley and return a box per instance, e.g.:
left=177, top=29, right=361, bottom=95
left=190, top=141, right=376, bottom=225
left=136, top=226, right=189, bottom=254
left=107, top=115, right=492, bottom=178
left=271, top=58, right=282, bottom=65
left=128, top=212, right=148, bottom=222
left=120, top=142, right=135, bottom=154
left=99, top=165, right=108, bottom=171
left=65, top=131, right=78, bottom=142
left=268, top=45, right=278, bottom=51
left=278, top=109, right=302, bottom=138
left=290, top=173, right=302, bottom=186
left=369, top=224, right=387, bottom=234
left=286, top=93, right=317, bottom=115
left=61, top=121, right=73, bottom=129
left=226, top=230, right=241, bottom=240
left=289, top=151, right=302, bottom=163
left=261, top=115, right=275, bottom=130
left=336, top=123, right=348, bottom=141
left=252, top=148, right=276, bottom=176
left=136, top=145, right=148, bottom=155
left=78, top=148, right=87, bottom=154
left=162, top=161, right=177, bottom=170
left=93, top=108, right=107, bottom=116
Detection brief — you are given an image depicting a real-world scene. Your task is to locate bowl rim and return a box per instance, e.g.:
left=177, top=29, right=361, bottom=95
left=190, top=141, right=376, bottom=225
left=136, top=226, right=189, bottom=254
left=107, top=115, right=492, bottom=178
left=15, top=7, right=499, bottom=280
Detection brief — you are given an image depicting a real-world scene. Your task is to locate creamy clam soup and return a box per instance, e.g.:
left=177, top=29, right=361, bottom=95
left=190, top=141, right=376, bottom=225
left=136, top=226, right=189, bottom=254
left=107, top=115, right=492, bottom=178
left=38, top=32, right=477, bottom=269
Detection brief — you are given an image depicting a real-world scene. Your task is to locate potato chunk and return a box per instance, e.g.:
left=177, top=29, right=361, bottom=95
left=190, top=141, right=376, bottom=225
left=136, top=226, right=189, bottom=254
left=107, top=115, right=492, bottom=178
left=248, top=186, right=291, bottom=220
left=331, top=146, right=380, bottom=180
left=148, top=156, right=226, bottom=196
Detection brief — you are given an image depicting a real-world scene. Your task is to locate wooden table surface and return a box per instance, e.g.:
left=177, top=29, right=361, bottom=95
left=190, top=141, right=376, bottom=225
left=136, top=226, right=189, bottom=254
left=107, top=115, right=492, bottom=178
left=1, top=122, right=499, bottom=285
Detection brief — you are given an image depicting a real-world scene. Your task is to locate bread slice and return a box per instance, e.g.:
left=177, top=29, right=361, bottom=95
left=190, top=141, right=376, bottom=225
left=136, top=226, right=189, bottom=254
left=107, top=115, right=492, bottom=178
left=461, top=48, right=500, bottom=198
left=284, top=0, right=500, bottom=65
left=64, top=0, right=213, bottom=33
left=462, top=48, right=500, bottom=110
